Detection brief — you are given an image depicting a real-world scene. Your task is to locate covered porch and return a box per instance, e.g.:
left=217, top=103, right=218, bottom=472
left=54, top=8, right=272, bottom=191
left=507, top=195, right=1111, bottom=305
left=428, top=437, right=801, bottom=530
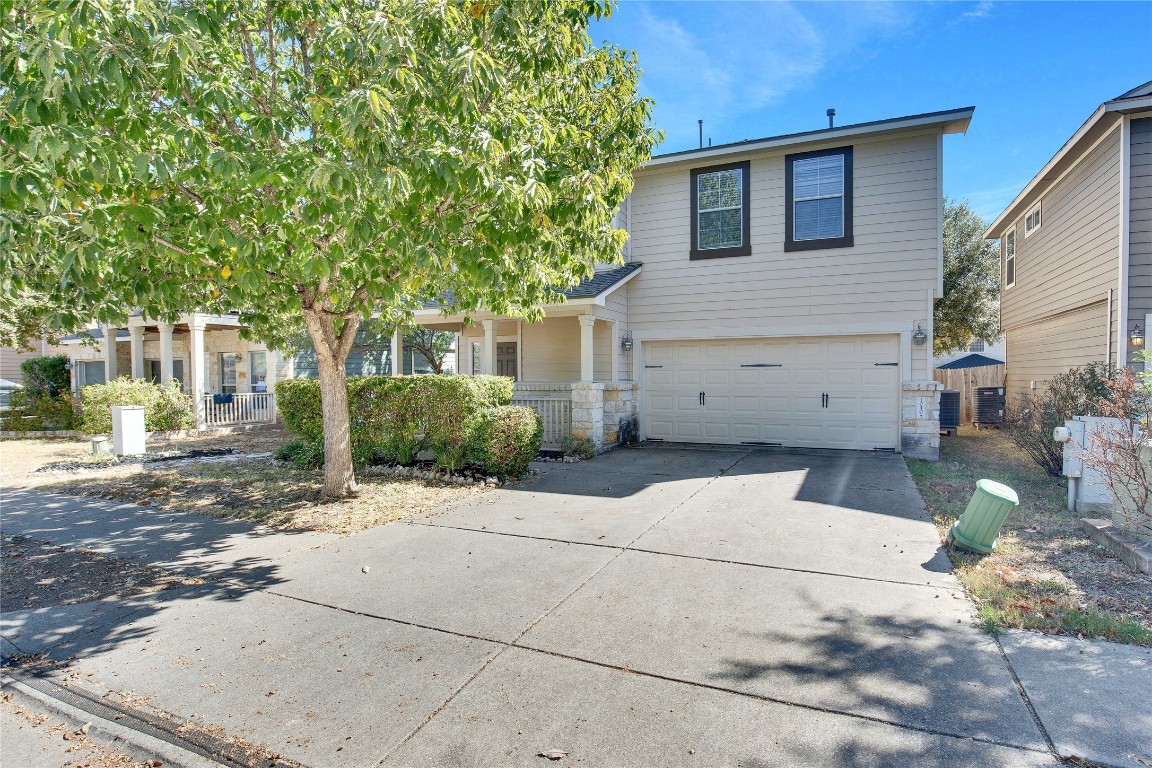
left=412, top=264, right=641, bottom=451
left=63, top=312, right=288, bottom=430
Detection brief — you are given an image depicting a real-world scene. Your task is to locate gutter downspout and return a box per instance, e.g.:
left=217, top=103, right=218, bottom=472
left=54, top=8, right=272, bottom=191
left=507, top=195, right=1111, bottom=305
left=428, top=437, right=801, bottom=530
left=1106, top=288, right=1114, bottom=368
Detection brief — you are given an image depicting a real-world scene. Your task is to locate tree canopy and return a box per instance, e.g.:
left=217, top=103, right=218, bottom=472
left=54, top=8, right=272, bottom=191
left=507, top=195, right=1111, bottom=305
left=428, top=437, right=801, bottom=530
left=935, top=199, right=1001, bottom=356
left=2, top=0, right=659, bottom=495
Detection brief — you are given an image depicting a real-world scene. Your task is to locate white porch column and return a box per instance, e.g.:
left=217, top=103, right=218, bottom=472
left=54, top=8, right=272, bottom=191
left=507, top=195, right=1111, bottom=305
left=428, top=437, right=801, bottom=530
left=102, top=325, right=119, bottom=382
left=609, top=320, right=620, bottom=381
left=189, top=316, right=207, bottom=429
left=266, top=349, right=280, bottom=392
left=128, top=324, right=145, bottom=379
left=157, top=323, right=175, bottom=385
left=69, top=350, right=80, bottom=394
left=391, top=327, right=403, bottom=376
left=578, top=314, right=595, bottom=383
left=454, top=333, right=462, bottom=375
left=481, top=319, right=496, bottom=375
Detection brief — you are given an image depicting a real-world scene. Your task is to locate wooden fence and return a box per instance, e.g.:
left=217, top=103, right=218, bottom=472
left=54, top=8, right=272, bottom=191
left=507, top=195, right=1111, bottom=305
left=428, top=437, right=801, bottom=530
left=933, top=364, right=1006, bottom=426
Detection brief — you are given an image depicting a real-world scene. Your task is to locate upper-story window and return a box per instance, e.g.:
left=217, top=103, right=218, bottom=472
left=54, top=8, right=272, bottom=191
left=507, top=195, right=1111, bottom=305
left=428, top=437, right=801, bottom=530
left=968, top=340, right=985, bottom=353
left=785, top=146, right=854, bottom=251
left=1004, top=230, right=1016, bottom=287
left=690, top=160, right=751, bottom=260
left=1024, top=201, right=1042, bottom=237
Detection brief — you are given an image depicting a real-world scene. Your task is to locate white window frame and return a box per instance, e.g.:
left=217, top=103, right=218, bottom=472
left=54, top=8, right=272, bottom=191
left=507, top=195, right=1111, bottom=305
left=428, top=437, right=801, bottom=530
left=792, top=155, right=846, bottom=241
left=1004, top=230, right=1016, bottom=288
left=1024, top=201, right=1042, bottom=238
left=697, top=169, right=744, bottom=250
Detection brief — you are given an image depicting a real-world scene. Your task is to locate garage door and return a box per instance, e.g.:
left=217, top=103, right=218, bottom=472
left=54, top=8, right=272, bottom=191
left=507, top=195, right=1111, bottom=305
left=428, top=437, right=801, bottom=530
left=643, top=335, right=900, bottom=450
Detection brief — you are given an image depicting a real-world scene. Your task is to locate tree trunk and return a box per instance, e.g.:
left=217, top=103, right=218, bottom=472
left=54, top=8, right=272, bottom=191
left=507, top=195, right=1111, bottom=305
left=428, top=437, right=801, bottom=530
left=302, top=309, right=359, bottom=498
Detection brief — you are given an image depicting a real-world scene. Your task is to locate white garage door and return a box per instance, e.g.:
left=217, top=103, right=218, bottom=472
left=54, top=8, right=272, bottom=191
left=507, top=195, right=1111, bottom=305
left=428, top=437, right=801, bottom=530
left=643, top=335, right=900, bottom=450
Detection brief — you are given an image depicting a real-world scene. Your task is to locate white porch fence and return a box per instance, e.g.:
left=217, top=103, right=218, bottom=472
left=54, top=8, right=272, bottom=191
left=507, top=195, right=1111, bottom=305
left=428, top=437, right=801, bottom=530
left=512, top=383, right=572, bottom=448
left=202, top=392, right=277, bottom=427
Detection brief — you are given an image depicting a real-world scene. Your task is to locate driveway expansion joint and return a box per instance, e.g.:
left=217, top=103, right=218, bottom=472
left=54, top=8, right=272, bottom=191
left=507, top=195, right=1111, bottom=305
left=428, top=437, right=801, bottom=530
left=992, top=634, right=1062, bottom=761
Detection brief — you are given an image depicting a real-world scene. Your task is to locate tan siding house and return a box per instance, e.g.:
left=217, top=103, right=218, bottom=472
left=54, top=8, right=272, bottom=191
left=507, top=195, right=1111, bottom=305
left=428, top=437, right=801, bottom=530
left=416, top=107, right=974, bottom=458
left=986, top=81, right=1152, bottom=401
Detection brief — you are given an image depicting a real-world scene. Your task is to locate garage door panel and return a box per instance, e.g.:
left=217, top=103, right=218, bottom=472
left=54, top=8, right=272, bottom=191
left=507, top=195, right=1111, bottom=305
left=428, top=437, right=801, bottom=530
left=643, top=335, right=899, bottom=450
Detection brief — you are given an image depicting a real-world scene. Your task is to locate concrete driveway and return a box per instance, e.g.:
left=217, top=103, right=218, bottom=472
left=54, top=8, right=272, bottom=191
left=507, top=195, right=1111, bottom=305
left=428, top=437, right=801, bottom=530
left=1, top=446, right=1057, bottom=767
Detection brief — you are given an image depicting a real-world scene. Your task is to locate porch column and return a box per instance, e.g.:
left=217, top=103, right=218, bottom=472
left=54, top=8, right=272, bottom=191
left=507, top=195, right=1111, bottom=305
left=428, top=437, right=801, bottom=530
left=610, top=320, right=620, bottom=381
left=391, top=327, right=403, bottom=376
left=578, top=314, right=595, bottom=383
left=128, top=324, right=145, bottom=379
left=481, top=319, right=496, bottom=375
left=102, top=325, right=118, bottom=381
left=266, top=349, right=280, bottom=392
left=189, top=316, right=207, bottom=429
left=157, top=323, right=175, bottom=385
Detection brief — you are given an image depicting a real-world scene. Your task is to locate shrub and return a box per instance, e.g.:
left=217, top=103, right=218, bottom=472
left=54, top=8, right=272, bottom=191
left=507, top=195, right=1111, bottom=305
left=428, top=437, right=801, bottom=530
left=79, top=377, right=195, bottom=434
left=1, top=389, right=77, bottom=431
left=473, top=406, right=542, bottom=480
left=1006, top=363, right=1123, bottom=476
left=274, top=439, right=326, bottom=469
left=20, top=355, right=71, bottom=399
left=276, top=374, right=514, bottom=468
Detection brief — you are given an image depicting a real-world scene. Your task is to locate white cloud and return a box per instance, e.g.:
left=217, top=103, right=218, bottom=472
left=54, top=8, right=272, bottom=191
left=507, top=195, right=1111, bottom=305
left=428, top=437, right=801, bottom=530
left=961, top=1, right=995, bottom=20
left=613, top=2, right=919, bottom=150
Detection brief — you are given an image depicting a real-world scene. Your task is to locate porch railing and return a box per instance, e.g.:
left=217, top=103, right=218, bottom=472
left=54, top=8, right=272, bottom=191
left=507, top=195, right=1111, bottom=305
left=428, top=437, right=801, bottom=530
left=511, top=391, right=571, bottom=448
left=202, top=392, right=277, bottom=427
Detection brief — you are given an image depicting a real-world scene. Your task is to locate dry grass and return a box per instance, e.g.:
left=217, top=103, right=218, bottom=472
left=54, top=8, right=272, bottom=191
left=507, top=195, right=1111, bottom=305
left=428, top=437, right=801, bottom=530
left=0, top=428, right=293, bottom=488
left=40, top=459, right=487, bottom=534
left=907, top=426, right=1152, bottom=645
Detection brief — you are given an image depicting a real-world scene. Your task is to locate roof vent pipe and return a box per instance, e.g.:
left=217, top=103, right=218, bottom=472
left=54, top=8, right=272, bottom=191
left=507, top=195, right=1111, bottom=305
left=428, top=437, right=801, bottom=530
left=698, top=119, right=703, bottom=148
left=827, top=108, right=836, bottom=128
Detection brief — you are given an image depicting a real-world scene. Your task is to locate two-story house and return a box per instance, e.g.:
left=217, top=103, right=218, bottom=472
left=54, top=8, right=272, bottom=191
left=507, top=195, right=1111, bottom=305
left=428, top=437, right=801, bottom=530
left=985, top=81, right=1152, bottom=401
left=414, top=107, right=975, bottom=459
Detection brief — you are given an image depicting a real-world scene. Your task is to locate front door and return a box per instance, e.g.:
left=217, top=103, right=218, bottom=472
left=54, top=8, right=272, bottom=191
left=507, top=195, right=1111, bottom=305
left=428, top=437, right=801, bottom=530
left=496, top=343, right=517, bottom=379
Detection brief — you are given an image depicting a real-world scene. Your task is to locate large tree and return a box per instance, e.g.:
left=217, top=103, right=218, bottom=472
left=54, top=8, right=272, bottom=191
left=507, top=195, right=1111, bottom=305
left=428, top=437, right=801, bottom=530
left=1, top=0, right=659, bottom=496
left=935, top=199, right=1001, bottom=356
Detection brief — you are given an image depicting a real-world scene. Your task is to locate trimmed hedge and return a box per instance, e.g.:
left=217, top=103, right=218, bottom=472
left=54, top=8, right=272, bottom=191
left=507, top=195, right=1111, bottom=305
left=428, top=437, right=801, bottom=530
left=20, top=355, right=71, bottom=399
left=275, top=375, right=537, bottom=476
left=472, top=406, right=542, bottom=480
left=80, top=378, right=195, bottom=434
left=1, top=390, right=77, bottom=431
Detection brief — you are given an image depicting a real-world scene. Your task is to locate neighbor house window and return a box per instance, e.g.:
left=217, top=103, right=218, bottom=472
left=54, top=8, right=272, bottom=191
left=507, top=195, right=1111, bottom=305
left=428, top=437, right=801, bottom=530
left=219, top=352, right=239, bottom=394
left=249, top=351, right=268, bottom=392
left=1004, top=230, right=1016, bottom=287
left=471, top=342, right=481, bottom=375
left=1024, top=201, right=1042, bottom=237
left=690, top=160, right=751, bottom=260
left=968, top=340, right=985, bottom=353
left=79, top=360, right=106, bottom=386
left=785, top=146, right=853, bottom=251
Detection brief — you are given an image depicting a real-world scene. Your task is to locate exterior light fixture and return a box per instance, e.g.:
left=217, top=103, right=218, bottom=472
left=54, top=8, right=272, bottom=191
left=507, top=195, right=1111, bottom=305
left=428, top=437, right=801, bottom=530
left=620, top=331, right=634, bottom=352
left=912, top=324, right=928, bottom=346
left=64, top=361, right=73, bottom=371
left=1131, top=324, right=1145, bottom=348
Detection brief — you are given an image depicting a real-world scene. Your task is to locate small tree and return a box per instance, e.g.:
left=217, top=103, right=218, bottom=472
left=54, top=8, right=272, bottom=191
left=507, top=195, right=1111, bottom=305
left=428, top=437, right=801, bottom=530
left=406, top=329, right=456, bottom=374
left=20, top=355, right=71, bottom=399
left=2, top=1, right=659, bottom=497
left=935, top=199, right=1001, bottom=355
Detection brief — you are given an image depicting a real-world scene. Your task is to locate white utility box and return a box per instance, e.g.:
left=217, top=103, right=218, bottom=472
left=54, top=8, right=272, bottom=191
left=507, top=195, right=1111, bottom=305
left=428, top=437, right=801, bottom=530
left=111, top=405, right=147, bottom=456
left=1053, top=415, right=1126, bottom=513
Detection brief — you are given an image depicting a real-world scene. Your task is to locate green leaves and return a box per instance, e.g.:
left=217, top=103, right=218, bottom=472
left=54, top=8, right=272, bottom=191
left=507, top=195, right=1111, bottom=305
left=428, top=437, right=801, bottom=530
left=935, top=199, right=1002, bottom=355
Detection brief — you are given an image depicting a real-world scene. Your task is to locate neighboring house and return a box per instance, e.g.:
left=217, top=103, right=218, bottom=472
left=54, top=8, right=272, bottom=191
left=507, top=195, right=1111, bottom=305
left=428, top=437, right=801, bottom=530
left=415, top=107, right=975, bottom=458
left=985, top=81, right=1152, bottom=401
left=1, top=338, right=70, bottom=384
left=934, top=336, right=1006, bottom=368
left=61, top=313, right=451, bottom=429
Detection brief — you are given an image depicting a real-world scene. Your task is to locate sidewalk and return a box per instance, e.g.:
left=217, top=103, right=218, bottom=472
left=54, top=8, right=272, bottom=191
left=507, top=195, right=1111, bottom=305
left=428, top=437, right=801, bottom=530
left=2, top=450, right=1149, bottom=767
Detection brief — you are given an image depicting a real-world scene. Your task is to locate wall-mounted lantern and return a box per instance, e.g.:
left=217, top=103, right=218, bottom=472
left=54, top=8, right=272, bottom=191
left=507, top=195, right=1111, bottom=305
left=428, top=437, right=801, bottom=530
left=1131, top=324, right=1145, bottom=348
left=620, top=331, right=634, bottom=352
left=912, top=324, right=928, bottom=346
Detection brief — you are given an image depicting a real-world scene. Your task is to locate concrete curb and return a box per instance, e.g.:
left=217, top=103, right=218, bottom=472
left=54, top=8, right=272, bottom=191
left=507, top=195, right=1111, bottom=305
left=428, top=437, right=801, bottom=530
left=1, top=674, right=221, bottom=768
left=1080, top=518, right=1152, bottom=574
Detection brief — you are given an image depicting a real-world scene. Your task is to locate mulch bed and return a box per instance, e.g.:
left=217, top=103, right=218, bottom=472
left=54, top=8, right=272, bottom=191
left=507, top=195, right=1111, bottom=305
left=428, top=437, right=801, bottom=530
left=35, top=448, right=238, bottom=474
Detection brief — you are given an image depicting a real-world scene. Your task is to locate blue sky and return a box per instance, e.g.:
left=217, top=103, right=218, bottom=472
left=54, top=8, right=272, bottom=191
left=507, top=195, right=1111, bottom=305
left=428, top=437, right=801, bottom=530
left=591, top=1, right=1152, bottom=222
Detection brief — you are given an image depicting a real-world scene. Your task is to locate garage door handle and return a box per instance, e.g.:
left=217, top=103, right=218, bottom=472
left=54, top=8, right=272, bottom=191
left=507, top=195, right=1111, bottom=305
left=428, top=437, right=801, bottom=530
left=740, top=363, right=783, bottom=368
left=874, top=362, right=898, bottom=367
left=822, top=393, right=829, bottom=408
left=645, top=365, right=663, bottom=369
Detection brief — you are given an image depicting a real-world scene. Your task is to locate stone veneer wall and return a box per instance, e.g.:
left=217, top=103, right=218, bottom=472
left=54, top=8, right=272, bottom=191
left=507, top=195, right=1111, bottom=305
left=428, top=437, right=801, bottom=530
left=901, top=380, right=942, bottom=461
left=519, top=381, right=638, bottom=453
left=601, top=382, right=639, bottom=446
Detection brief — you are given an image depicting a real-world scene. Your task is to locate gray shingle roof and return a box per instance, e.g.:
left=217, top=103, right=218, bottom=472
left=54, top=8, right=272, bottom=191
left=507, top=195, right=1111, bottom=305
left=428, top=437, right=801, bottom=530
left=423, top=262, right=641, bottom=309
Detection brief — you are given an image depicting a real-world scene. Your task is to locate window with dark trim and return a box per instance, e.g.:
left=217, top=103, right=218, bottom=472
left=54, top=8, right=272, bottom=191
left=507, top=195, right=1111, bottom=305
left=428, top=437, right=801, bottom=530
left=784, top=146, right=853, bottom=251
left=690, top=160, right=751, bottom=260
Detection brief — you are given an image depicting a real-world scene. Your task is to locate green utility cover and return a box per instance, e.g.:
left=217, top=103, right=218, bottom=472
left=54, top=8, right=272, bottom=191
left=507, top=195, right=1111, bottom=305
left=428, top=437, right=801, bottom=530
left=948, top=479, right=1020, bottom=554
